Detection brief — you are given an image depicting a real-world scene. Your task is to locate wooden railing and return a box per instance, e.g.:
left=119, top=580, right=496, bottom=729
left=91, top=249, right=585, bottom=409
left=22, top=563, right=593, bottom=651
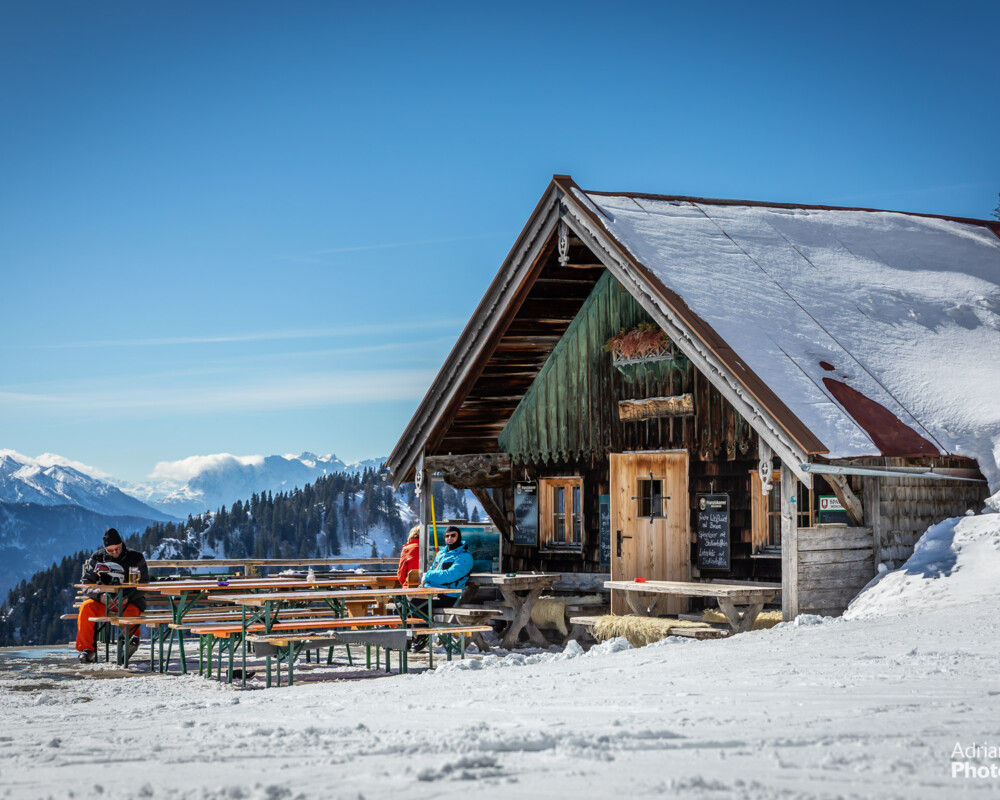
left=147, top=557, right=396, bottom=576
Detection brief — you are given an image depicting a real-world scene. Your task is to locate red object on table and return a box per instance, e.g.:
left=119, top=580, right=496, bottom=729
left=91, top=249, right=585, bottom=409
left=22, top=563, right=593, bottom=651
left=635, top=578, right=646, bottom=583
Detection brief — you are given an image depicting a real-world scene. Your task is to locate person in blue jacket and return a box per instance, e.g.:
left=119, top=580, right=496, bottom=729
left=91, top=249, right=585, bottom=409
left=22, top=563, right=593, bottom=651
left=421, top=526, right=474, bottom=610
left=411, top=525, right=474, bottom=653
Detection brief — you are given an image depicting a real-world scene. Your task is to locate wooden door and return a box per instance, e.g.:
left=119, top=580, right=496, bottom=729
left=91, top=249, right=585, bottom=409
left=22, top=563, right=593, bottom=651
left=610, top=451, right=690, bottom=615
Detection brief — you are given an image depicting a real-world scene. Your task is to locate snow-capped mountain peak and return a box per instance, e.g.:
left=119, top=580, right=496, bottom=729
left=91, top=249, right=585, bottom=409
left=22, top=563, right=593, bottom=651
left=0, top=450, right=172, bottom=520
left=121, top=451, right=387, bottom=519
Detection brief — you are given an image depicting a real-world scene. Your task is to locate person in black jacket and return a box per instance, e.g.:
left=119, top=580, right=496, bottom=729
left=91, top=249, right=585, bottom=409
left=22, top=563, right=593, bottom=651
left=76, top=528, right=149, bottom=664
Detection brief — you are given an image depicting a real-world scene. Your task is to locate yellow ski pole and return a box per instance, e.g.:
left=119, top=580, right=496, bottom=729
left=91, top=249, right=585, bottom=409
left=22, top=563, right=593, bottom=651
left=430, top=491, right=439, bottom=550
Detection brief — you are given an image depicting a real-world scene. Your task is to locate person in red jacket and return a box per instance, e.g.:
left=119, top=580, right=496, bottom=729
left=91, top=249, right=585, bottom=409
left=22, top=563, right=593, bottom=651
left=397, top=526, right=421, bottom=587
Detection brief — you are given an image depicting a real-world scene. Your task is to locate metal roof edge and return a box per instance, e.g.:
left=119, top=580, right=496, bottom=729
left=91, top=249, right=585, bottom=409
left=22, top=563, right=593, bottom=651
left=581, top=188, right=1000, bottom=236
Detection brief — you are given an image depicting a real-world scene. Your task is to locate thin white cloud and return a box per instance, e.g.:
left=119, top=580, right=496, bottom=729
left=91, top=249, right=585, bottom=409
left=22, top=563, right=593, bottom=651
left=0, top=369, right=436, bottom=417
left=5, top=319, right=466, bottom=351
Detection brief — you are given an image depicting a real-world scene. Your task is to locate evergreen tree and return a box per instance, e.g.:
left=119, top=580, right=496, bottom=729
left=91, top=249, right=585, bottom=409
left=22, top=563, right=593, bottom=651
left=1, top=469, right=424, bottom=646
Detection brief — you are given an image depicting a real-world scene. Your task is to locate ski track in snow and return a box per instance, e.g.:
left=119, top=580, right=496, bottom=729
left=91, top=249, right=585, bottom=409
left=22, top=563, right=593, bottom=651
left=3, top=515, right=1000, bottom=799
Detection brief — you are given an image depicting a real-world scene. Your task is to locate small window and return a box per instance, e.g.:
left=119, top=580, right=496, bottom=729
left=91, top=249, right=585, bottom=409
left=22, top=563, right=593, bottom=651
left=750, top=469, right=815, bottom=554
left=637, top=477, right=666, bottom=519
left=539, top=477, right=584, bottom=551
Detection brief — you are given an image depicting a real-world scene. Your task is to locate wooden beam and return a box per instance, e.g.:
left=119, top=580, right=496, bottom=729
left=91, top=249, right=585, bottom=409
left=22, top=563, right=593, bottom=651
left=862, top=476, right=883, bottom=564
left=780, top=468, right=799, bottom=621
left=417, top=453, right=429, bottom=574
left=426, top=453, right=511, bottom=490
left=470, top=487, right=512, bottom=543
left=617, top=394, right=694, bottom=421
left=825, top=472, right=865, bottom=527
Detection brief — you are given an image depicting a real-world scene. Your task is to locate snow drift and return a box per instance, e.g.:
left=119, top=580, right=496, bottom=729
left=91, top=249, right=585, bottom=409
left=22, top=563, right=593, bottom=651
left=845, top=511, right=1000, bottom=620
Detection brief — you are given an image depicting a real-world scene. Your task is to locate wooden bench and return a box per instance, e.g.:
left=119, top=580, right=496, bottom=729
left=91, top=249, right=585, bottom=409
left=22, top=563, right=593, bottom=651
left=561, top=604, right=610, bottom=644
left=480, top=597, right=610, bottom=645
left=605, top=580, right=776, bottom=634
left=245, top=623, right=494, bottom=686
left=568, top=616, right=728, bottom=641
left=185, top=615, right=422, bottom=685
left=431, top=606, right=503, bottom=651
left=85, top=606, right=365, bottom=671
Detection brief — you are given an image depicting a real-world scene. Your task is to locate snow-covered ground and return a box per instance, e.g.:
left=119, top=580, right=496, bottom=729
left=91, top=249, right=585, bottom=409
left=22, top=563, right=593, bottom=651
left=3, top=514, right=999, bottom=799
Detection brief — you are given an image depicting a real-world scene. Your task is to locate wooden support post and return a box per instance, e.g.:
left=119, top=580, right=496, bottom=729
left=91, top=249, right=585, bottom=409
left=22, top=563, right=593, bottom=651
left=417, top=453, right=429, bottom=575
left=826, top=472, right=864, bottom=527
left=862, top=476, right=883, bottom=565
left=780, top=467, right=799, bottom=622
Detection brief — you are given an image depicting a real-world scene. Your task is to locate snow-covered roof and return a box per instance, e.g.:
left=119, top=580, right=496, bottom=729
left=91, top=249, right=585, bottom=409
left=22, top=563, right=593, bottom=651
left=575, top=188, right=1000, bottom=489
left=389, top=176, right=1000, bottom=498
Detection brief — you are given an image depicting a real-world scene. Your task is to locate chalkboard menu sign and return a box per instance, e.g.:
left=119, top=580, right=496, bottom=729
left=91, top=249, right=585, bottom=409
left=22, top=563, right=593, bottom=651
left=513, top=481, right=538, bottom=546
left=598, top=494, right=611, bottom=566
left=696, top=493, right=730, bottom=570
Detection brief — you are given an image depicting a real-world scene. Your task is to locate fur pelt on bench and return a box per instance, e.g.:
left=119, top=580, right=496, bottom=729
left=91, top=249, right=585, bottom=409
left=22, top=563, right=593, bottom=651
left=501, top=594, right=606, bottom=636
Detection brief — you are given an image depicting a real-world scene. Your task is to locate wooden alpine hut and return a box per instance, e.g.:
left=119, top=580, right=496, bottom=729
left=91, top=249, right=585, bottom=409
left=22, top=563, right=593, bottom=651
left=388, top=175, right=1000, bottom=621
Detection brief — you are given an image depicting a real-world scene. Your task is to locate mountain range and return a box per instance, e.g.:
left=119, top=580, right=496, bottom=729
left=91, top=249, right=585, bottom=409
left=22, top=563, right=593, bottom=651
left=0, top=449, right=387, bottom=597
left=117, top=452, right=386, bottom=519
left=0, top=451, right=176, bottom=521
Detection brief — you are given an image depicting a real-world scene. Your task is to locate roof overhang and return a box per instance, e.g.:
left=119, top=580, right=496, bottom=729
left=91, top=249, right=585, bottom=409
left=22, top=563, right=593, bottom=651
left=388, top=182, right=563, bottom=487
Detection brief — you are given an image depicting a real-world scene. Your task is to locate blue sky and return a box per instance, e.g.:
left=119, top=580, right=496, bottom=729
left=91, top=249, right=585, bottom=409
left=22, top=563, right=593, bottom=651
left=1, top=1, right=998, bottom=483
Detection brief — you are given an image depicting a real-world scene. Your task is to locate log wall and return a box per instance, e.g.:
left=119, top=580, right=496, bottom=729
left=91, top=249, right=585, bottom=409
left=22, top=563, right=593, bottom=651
left=873, top=476, right=986, bottom=567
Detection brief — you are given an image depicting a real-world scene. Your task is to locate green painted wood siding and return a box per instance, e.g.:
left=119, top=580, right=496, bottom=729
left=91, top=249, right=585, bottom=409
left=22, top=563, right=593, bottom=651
left=500, top=270, right=687, bottom=464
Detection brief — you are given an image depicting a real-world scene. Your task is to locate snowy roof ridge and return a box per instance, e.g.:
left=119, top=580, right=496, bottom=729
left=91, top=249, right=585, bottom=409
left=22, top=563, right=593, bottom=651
left=576, top=183, right=1000, bottom=492
left=581, top=187, right=1000, bottom=236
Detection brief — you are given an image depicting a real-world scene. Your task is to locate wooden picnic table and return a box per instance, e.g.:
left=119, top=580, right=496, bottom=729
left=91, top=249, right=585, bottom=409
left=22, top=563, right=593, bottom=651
left=145, top=576, right=383, bottom=672
left=216, top=585, right=455, bottom=612
left=212, top=585, right=461, bottom=686
left=78, top=575, right=381, bottom=673
left=604, top=580, right=776, bottom=634
left=459, top=573, right=559, bottom=649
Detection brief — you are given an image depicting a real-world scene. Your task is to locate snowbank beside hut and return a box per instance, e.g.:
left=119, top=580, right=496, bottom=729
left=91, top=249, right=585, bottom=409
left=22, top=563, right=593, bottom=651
left=844, top=511, right=1000, bottom=620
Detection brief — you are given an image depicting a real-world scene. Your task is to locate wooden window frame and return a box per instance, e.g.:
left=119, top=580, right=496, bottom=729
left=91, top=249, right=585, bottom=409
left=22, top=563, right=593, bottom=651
left=751, top=468, right=813, bottom=554
left=636, top=475, right=667, bottom=520
left=538, top=476, right=584, bottom=554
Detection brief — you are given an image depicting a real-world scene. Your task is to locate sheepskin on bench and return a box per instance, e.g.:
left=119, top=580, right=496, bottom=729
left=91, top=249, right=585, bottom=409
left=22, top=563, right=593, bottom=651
left=593, top=615, right=719, bottom=647
left=501, top=594, right=606, bottom=637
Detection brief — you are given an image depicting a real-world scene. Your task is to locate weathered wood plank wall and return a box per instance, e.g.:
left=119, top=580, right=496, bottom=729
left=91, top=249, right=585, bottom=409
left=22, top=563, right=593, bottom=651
left=877, top=478, right=985, bottom=567
left=797, top=526, right=874, bottom=617
left=844, top=458, right=987, bottom=568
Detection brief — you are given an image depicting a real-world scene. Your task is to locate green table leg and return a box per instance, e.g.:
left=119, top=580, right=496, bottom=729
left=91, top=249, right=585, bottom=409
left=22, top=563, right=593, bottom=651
left=241, top=605, right=247, bottom=689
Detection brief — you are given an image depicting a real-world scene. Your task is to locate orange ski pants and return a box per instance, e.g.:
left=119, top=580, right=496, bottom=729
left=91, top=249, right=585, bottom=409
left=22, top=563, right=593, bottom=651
left=76, top=598, right=140, bottom=652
